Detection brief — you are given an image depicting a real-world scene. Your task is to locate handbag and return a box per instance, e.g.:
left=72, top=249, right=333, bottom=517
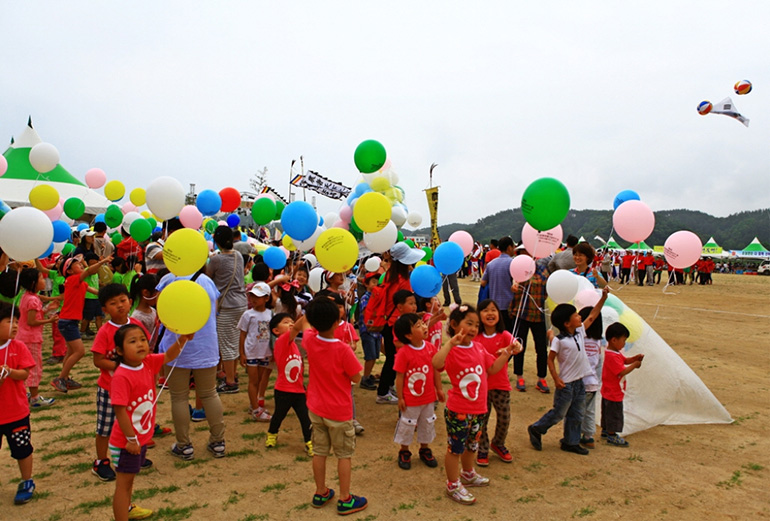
left=215, top=253, right=238, bottom=315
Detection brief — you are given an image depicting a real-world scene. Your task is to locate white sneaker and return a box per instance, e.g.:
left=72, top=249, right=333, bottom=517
left=29, top=395, right=55, bottom=408
left=252, top=407, right=272, bottom=422
left=460, top=469, right=490, bottom=487
left=352, top=419, right=364, bottom=435
left=446, top=481, right=475, bottom=504
left=376, top=392, right=398, bottom=405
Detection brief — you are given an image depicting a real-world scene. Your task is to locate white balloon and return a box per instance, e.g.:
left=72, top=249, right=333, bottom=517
left=364, top=256, right=381, bottom=272
left=324, top=212, right=338, bottom=227
left=293, top=226, right=324, bottom=252
left=384, top=168, right=399, bottom=186
left=308, top=266, right=325, bottom=292
left=363, top=220, right=398, bottom=253
left=122, top=211, right=142, bottom=229
left=302, top=253, right=317, bottom=268
left=0, top=207, right=54, bottom=261
left=576, top=275, right=595, bottom=294
left=29, top=142, right=60, bottom=173
left=406, top=212, right=422, bottom=228
left=545, top=270, right=580, bottom=304
left=390, top=206, right=407, bottom=227
left=145, top=176, right=186, bottom=220
left=52, top=241, right=67, bottom=254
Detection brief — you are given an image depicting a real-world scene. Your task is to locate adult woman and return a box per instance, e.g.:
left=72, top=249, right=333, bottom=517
left=572, top=242, right=607, bottom=289
left=207, top=226, right=248, bottom=393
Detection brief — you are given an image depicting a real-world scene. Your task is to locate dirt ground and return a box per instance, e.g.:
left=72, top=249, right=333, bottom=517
left=4, top=273, right=769, bottom=521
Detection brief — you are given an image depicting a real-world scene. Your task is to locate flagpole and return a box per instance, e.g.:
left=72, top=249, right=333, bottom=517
left=288, top=159, right=295, bottom=203
left=301, top=156, right=307, bottom=202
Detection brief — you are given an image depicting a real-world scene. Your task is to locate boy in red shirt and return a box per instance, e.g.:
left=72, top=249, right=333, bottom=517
left=601, top=323, right=644, bottom=447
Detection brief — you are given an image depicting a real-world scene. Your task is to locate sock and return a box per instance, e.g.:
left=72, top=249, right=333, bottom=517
left=461, top=469, right=476, bottom=478
left=447, top=479, right=460, bottom=489
left=258, top=397, right=265, bottom=408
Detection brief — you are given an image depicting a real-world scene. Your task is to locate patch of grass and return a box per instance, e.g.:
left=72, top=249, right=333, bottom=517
left=33, top=490, right=53, bottom=501
left=560, top=477, right=574, bottom=487
left=36, top=470, right=54, bottom=480
left=68, top=461, right=93, bottom=474
left=194, top=425, right=209, bottom=432
left=742, top=463, right=764, bottom=471
left=36, top=423, right=70, bottom=432
left=227, top=448, right=257, bottom=459
left=572, top=506, right=596, bottom=517
left=716, top=470, right=743, bottom=488
left=58, top=391, right=89, bottom=400
left=32, top=414, right=61, bottom=421
left=267, top=463, right=287, bottom=471
left=360, top=516, right=378, bottom=521
left=397, top=501, right=417, bottom=510
left=732, top=412, right=759, bottom=425
left=628, top=454, right=643, bottom=462
left=294, top=455, right=310, bottom=463
left=76, top=479, right=92, bottom=488
left=223, top=410, right=236, bottom=416
left=523, top=461, right=545, bottom=472
left=242, top=432, right=265, bottom=440
left=261, top=482, right=287, bottom=493
left=154, top=503, right=203, bottom=521
left=77, top=409, right=98, bottom=416
left=292, top=503, right=310, bottom=511
left=238, top=515, right=268, bottom=521
left=70, top=400, right=92, bottom=406
left=45, top=512, right=64, bottom=521
left=186, top=479, right=200, bottom=487
left=52, top=430, right=93, bottom=443
left=75, top=496, right=112, bottom=513
left=501, top=474, right=511, bottom=481
left=134, top=485, right=181, bottom=500
left=516, top=493, right=543, bottom=503
left=223, top=490, right=245, bottom=509
left=42, top=446, right=86, bottom=461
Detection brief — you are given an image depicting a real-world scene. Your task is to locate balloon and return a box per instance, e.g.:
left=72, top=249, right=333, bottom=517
left=521, top=177, right=570, bottom=231
left=43, top=203, right=63, bottom=221
left=281, top=234, right=296, bottom=251
left=121, top=202, right=137, bottom=215
left=354, top=139, right=387, bottom=173
left=85, top=168, right=107, bottom=189
left=196, top=189, right=222, bottom=216
left=600, top=307, right=620, bottom=335
left=263, top=246, right=287, bottom=270
left=433, top=241, right=464, bottom=275
left=274, top=200, right=285, bottom=220
left=130, top=188, right=146, bottom=207
left=545, top=270, right=579, bottom=304
left=110, top=232, right=122, bottom=246
left=104, top=204, right=124, bottom=229
left=52, top=241, right=67, bottom=254
left=251, top=196, right=276, bottom=225
left=147, top=217, right=157, bottom=230
left=0, top=198, right=10, bottom=221
left=308, top=267, right=325, bottom=293
left=363, top=221, right=398, bottom=253
left=130, top=218, right=153, bottom=242
left=364, top=256, right=381, bottom=272
left=390, top=206, right=407, bottom=227
left=293, top=226, right=324, bottom=252
left=448, top=230, right=474, bottom=257
left=604, top=294, right=626, bottom=314
left=406, top=212, right=422, bottom=228
left=315, top=228, right=359, bottom=273
left=403, top=239, right=415, bottom=248
left=0, top=155, right=6, bottom=177
left=664, top=230, right=702, bottom=269
left=104, top=180, right=126, bottom=201
left=397, top=230, right=405, bottom=242
left=410, top=265, right=443, bottom=298
left=226, top=214, right=240, bottom=227
left=29, top=184, right=59, bottom=211
left=179, top=205, right=203, bottom=229
left=52, top=220, right=71, bottom=243
left=574, top=288, right=601, bottom=309
left=204, top=218, right=218, bottom=234
left=302, top=253, right=317, bottom=267
left=219, top=187, right=241, bottom=212
left=146, top=177, right=186, bottom=220
left=618, top=308, right=644, bottom=343
left=369, top=176, right=391, bottom=192
left=509, top=254, right=536, bottom=282
left=353, top=192, right=391, bottom=233
left=421, top=246, right=433, bottom=262
left=157, top=280, right=211, bottom=334
left=734, top=80, right=752, bottom=95
left=163, top=228, right=209, bottom=277
left=281, top=201, right=317, bottom=241
left=61, top=243, right=75, bottom=256
left=521, top=223, right=563, bottom=259
left=38, top=242, right=54, bottom=259
left=612, top=189, right=640, bottom=210
left=122, top=211, right=142, bottom=229
left=339, top=205, right=353, bottom=223
left=613, top=200, right=655, bottom=243
left=323, top=212, right=338, bottom=228
left=697, top=101, right=712, bottom=116
left=140, top=211, right=152, bottom=219
left=0, top=207, right=54, bottom=261
left=28, top=143, right=59, bottom=173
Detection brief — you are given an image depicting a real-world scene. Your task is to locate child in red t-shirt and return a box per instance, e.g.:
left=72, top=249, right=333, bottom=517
left=110, top=324, right=191, bottom=521
left=432, top=305, right=520, bottom=505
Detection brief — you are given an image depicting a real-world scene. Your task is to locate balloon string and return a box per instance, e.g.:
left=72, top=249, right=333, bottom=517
left=3, top=270, right=22, bottom=368
left=508, top=228, right=544, bottom=337
left=150, top=337, right=190, bottom=409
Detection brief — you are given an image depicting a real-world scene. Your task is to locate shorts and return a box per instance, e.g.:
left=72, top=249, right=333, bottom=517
left=0, top=416, right=34, bottom=460
left=83, top=299, right=104, bottom=321
left=601, top=398, right=624, bottom=433
left=109, top=444, right=147, bottom=474
left=444, top=407, right=484, bottom=455
left=95, top=387, right=115, bottom=437
left=393, top=403, right=437, bottom=446
left=308, top=410, right=355, bottom=459
left=57, top=318, right=81, bottom=341
left=360, top=332, right=381, bottom=362
left=246, top=358, right=270, bottom=368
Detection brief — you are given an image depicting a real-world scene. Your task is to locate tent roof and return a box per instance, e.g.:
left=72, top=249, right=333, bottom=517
left=703, top=236, right=720, bottom=248
left=606, top=236, right=624, bottom=249
left=740, top=237, right=769, bottom=252
left=627, top=240, right=652, bottom=250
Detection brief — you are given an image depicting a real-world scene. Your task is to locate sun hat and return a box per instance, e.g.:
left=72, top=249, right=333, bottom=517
left=249, top=282, right=271, bottom=297
left=60, top=254, right=84, bottom=276
left=389, top=242, right=425, bottom=265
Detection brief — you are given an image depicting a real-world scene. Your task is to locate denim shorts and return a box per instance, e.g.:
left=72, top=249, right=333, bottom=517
left=57, top=319, right=81, bottom=341
left=360, top=332, right=381, bottom=361
left=246, top=358, right=270, bottom=367
left=109, top=444, right=147, bottom=474
left=83, top=299, right=104, bottom=320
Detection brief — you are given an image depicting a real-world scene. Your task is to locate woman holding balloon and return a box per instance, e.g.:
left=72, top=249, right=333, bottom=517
left=570, top=242, right=607, bottom=289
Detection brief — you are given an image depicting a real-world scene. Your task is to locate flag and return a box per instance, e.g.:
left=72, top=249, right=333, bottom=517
left=711, top=97, right=750, bottom=127
left=425, top=186, right=440, bottom=247
left=290, top=174, right=304, bottom=186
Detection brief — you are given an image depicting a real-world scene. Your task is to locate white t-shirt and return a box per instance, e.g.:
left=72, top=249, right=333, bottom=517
left=581, top=337, right=604, bottom=392
left=237, top=308, right=273, bottom=359
left=550, top=325, right=593, bottom=384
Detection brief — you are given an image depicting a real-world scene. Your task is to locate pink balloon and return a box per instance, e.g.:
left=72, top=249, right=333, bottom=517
left=179, top=205, right=203, bottom=229
left=509, top=254, right=536, bottom=282
left=43, top=203, right=63, bottom=221
left=664, top=230, right=702, bottom=269
left=122, top=202, right=138, bottom=214
left=521, top=223, right=563, bottom=259
left=613, top=200, right=655, bottom=243
left=0, top=155, right=7, bottom=177
left=575, top=288, right=601, bottom=309
left=339, top=205, right=353, bottom=223
left=333, top=220, right=349, bottom=230
left=85, top=168, right=107, bottom=189
left=449, top=230, right=474, bottom=257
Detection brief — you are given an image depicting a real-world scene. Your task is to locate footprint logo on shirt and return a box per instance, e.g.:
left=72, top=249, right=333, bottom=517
left=284, top=354, right=303, bottom=384
left=406, top=364, right=429, bottom=397
left=128, top=390, right=155, bottom=435
left=457, top=365, right=483, bottom=401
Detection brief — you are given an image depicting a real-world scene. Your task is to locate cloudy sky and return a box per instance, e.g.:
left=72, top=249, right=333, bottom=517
left=3, top=2, right=768, bottom=228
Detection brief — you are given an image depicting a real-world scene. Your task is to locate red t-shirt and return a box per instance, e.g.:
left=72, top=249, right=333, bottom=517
left=475, top=331, right=513, bottom=392
left=303, top=329, right=362, bottom=422
left=601, top=350, right=627, bottom=402
left=273, top=331, right=306, bottom=394
left=621, top=255, right=634, bottom=269
left=423, top=313, right=443, bottom=348
left=0, top=339, right=36, bottom=424
left=438, top=341, right=496, bottom=415
left=485, top=249, right=501, bottom=265
left=383, top=277, right=413, bottom=327
left=117, top=237, right=144, bottom=261
left=393, top=341, right=438, bottom=406
left=109, top=354, right=165, bottom=448
left=60, top=274, right=88, bottom=320
left=91, top=318, right=150, bottom=391
left=17, top=292, right=44, bottom=344
left=333, top=321, right=359, bottom=346
left=644, top=256, right=654, bottom=267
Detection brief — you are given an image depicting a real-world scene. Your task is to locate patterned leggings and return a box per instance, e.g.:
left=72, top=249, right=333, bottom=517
left=478, top=389, right=511, bottom=453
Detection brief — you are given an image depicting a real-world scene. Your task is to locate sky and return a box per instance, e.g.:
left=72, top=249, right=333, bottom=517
left=2, top=2, right=769, bottom=230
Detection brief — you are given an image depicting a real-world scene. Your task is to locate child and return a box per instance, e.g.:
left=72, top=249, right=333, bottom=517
left=432, top=305, right=521, bottom=505
left=357, top=273, right=382, bottom=391
left=601, top=322, right=644, bottom=447
left=578, top=306, right=604, bottom=449
left=16, top=269, right=57, bottom=407
left=91, top=284, right=151, bottom=482
left=110, top=324, right=192, bottom=521
left=52, top=254, right=112, bottom=393
left=392, top=313, right=444, bottom=470
left=302, top=296, right=367, bottom=515
left=265, top=313, right=313, bottom=454
left=527, top=287, right=609, bottom=456
left=418, top=295, right=445, bottom=350
left=130, top=275, right=159, bottom=354
left=237, top=282, right=273, bottom=421
left=81, top=252, right=105, bottom=338
left=0, top=303, right=38, bottom=505
left=474, top=299, right=513, bottom=466
left=376, top=289, right=418, bottom=405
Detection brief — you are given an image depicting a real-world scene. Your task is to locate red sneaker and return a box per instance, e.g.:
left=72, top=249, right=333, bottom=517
left=516, top=378, right=526, bottom=392
left=490, top=443, right=513, bottom=463
left=476, top=452, right=489, bottom=467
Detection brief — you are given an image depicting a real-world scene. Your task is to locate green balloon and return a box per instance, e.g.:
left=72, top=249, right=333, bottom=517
left=251, top=197, right=276, bottom=226
left=105, top=204, right=123, bottom=229
left=63, top=198, right=85, bottom=220
left=351, top=228, right=364, bottom=243
left=404, top=239, right=415, bottom=248
left=421, top=246, right=433, bottom=262
left=274, top=200, right=285, bottom=220
left=61, top=243, right=75, bottom=256
left=130, top=218, right=152, bottom=242
left=397, top=230, right=405, bottom=242
left=349, top=216, right=362, bottom=234
left=205, top=219, right=218, bottom=233
left=520, top=177, right=570, bottom=231
left=110, top=232, right=122, bottom=246
left=353, top=140, right=387, bottom=174
left=147, top=217, right=158, bottom=230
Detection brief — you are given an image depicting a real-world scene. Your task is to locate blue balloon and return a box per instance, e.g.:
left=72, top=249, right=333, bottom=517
left=433, top=241, right=464, bottom=275
left=241, top=232, right=247, bottom=242
left=77, top=223, right=89, bottom=232
left=613, top=190, right=640, bottom=210
left=226, top=213, right=240, bottom=227
left=410, top=265, right=443, bottom=298
left=52, top=220, right=71, bottom=243
left=196, top=189, right=222, bottom=216
left=204, top=232, right=212, bottom=240
left=38, top=242, right=54, bottom=259
left=318, top=215, right=324, bottom=227
left=263, top=246, right=287, bottom=270
left=281, top=201, right=317, bottom=241
left=94, top=213, right=105, bottom=224
left=354, top=182, right=371, bottom=197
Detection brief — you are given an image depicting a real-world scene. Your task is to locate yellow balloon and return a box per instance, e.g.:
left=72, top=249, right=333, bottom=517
left=618, top=308, right=645, bottom=343
left=29, top=184, right=59, bottom=211
left=254, top=242, right=269, bottom=254
left=369, top=176, right=391, bottom=192
left=157, top=280, right=211, bottom=334
left=282, top=234, right=296, bottom=251
left=140, top=210, right=152, bottom=219
left=415, top=261, right=426, bottom=267
left=545, top=296, right=557, bottom=313
left=104, top=180, right=126, bottom=201
left=353, top=192, right=392, bottom=233
left=130, top=188, right=146, bottom=207
left=315, top=228, right=359, bottom=272
left=163, top=228, right=209, bottom=277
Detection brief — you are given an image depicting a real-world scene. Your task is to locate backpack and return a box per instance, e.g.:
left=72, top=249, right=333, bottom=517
left=362, top=283, right=396, bottom=333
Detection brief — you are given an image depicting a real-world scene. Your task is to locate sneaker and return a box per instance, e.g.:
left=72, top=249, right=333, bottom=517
left=127, top=503, right=153, bottom=520
left=216, top=382, right=239, bottom=394
left=311, top=488, right=335, bottom=508
left=606, top=434, right=629, bottom=447
left=359, top=375, right=377, bottom=390
left=418, top=447, right=437, bottom=468
left=145, top=438, right=156, bottom=449
left=170, top=443, right=194, bottom=461
left=207, top=440, right=226, bottom=458
left=460, top=469, right=490, bottom=487
left=91, top=459, right=116, bottom=481
left=352, top=419, right=364, bottom=435
left=527, top=424, right=542, bottom=451
left=337, top=494, right=368, bottom=515
left=490, top=443, right=513, bottom=463
left=397, top=449, right=411, bottom=470
left=375, top=392, right=398, bottom=405
left=446, top=481, right=475, bottom=505
left=51, top=377, right=68, bottom=393
left=560, top=443, right=589, bottom=455
left=580, top=436, right=595, bottom=449
left=516, top=377, right=526, bottom=392
left=536, top=378, right=550, bottom=394
left=140, top=458, right=153, bottom=470
left=191, top=408, right=206, bottom=422
left=65, top=378, right=82, bottom=390
left=14, top=479, right=35, bottom=505
left=476, top=452, right=489, bottom=467
left=305, top=440, right=314, bottom=456
left=153, top=424, right=172, bottom=438
left=157, top=377, right=168, bottom=390
left=29, top=395, right=55, bottom=408
left=253, top=408, right=271, bottom=422
left=600, top=429, right=609, bottom=438
left=265, top=433, right=278, bottom=448
left=44, top=355, right=63, bottom=365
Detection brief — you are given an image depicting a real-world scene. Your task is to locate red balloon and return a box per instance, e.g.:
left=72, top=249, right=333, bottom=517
left=219, top=187, right=241, bottom=212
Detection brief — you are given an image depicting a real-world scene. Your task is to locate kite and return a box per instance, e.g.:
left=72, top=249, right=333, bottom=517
left=697, top=97, right=749, bottom=127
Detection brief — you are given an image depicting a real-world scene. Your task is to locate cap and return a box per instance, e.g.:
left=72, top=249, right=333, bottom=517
left=389, top=242, right=425, bottom=265
left=249, top=282, right=271, bottom=297
left=79, top=229, right=96, bottom=238
left=364, top=272, right=380, bottom=283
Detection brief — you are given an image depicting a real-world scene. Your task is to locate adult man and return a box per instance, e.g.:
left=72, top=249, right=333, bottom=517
left=480, top=236, right=516, bottom=331
left=547, top=235, right=578, bottom=274
left=92, top=222, right=115, bottom=260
